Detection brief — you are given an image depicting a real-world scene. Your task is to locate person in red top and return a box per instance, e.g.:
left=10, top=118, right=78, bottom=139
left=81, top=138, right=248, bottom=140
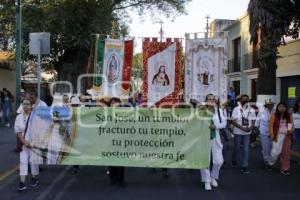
left=268, top=102, right=294, bottom=175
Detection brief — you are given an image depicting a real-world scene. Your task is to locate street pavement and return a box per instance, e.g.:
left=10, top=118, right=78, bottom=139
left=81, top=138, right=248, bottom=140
left=1, top=126, right=300, bottom=200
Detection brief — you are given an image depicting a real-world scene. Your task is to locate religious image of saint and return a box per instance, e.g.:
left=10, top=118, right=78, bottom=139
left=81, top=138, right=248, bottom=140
left=152, top=65, right=170, bottom=86
left=107, top=55, right=119, bottom=84
left=200, top=61, right=210, bottom=86
left=201, top=71, right=210, bottom=85
left=45, top=110, right=72, bottom=165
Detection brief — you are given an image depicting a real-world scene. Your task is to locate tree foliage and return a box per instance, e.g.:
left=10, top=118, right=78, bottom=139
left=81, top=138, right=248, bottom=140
left=0, top=0, right=191, bottom=83
left=0, top=0, right=15, bottom=51
left=132, top=52, right=143, bottom=78
left=248, top=0, right=300, bottom=95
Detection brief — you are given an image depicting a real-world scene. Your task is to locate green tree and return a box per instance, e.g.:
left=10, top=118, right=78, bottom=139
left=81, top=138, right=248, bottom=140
left=0, top=0, right=15, bottom=51
left=20, top=0, right=118, bottom=86
left=248, top=0, right=300, bottom=99
left=132, top=52, right=142, bottom=78
left=0, top=0, right=191, bottom=87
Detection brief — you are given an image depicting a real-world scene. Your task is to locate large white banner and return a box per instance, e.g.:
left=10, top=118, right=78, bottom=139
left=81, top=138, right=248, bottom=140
left=185, top=38, right=228, bottom=103
left=147, top=43, right=176, bottom=107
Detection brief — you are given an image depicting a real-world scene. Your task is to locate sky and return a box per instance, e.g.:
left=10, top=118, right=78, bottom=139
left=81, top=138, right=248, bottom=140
left=128, top=0, right=250, bottom=53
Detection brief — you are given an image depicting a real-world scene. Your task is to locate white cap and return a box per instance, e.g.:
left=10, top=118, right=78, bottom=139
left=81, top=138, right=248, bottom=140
left=70, top=96, right=81, bottom=105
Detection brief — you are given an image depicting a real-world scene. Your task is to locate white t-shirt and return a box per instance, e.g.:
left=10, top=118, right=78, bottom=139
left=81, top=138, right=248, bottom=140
left=17, top=99, right=47, bottom=114
left=257, top=109, right=274, bottom=135
left=232, top=105, right=256, bottom=135
left=14, top=112, right=31, bottom=142
left=293, top=113, right=300, bottom=129
left=212, top=108, right=227, bottom=131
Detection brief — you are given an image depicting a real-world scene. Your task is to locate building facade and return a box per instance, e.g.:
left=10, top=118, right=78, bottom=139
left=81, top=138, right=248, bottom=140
left=277, top=39, right=300, bottom=108
left=213, top=13, right=300, bottom=107
left=221, top=13, right=259, bottom=101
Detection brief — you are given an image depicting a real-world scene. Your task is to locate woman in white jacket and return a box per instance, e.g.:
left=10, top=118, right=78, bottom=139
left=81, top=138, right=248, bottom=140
left=15, top=98, right=39, bottom=191
left=200, top=94, right=227, bottom=191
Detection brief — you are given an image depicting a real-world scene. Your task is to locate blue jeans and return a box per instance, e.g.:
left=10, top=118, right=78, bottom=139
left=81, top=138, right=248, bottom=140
left=3, top=105, right=11, bottom=125
left=293, top=129, right=300, bottom=151
left=260, top=134, right=272, bottom=162
left=232, top=134, right=250, bottom=168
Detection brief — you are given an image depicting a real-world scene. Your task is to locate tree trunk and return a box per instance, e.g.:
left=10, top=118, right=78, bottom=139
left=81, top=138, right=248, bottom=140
left=257, top=58, right=277, bottom=95
left=256, top=28, right=279, bottom=105
left=257, top=29, right=278, bottom=95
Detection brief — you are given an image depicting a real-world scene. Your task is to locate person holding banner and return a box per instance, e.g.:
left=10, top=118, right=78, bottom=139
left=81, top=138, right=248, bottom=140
left=200, top=94, right=227, bottom=191
left=15, top=99, right=39, bottom=191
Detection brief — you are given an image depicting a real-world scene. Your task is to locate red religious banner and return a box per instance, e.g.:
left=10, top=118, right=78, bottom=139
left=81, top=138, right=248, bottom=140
left=142, top=38, right=182, bottom=107
left=121, top=40, right=134, bottom=92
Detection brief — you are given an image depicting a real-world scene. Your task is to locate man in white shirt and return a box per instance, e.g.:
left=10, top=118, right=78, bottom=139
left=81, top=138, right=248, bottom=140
left=230, top=94, right=256, bottom=174
left=256, top=99, right=274, bottom=168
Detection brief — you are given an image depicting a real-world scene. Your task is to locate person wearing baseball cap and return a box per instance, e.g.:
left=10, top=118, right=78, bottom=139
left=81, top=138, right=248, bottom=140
left=256, top=99, right=275, bottom=170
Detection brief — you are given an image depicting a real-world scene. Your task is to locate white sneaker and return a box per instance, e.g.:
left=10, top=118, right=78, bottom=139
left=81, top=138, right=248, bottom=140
left=5, top=123, right=10, bottom=127
left=211, top=178, right=218, bottom=187
left=204, top=182, right=212, bottom=191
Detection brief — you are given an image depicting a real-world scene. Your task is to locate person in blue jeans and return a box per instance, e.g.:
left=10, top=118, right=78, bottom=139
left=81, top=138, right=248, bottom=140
left=229, top=95, right=256, bottom=174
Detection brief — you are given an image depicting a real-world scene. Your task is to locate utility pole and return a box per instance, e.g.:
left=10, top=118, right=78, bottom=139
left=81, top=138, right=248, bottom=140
left=15, top=0, right=22, bottom=108
left=159, top=20, right=164, bottom=42
left=205, top=15, right=210, bottom=38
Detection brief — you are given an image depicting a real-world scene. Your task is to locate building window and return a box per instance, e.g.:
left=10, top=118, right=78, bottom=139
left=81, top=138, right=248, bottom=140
left=233, top=37, right=241, bottom=72
left=232, top=80, right=240, bottom=96
left=250, top=79, right=257, bottom=101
